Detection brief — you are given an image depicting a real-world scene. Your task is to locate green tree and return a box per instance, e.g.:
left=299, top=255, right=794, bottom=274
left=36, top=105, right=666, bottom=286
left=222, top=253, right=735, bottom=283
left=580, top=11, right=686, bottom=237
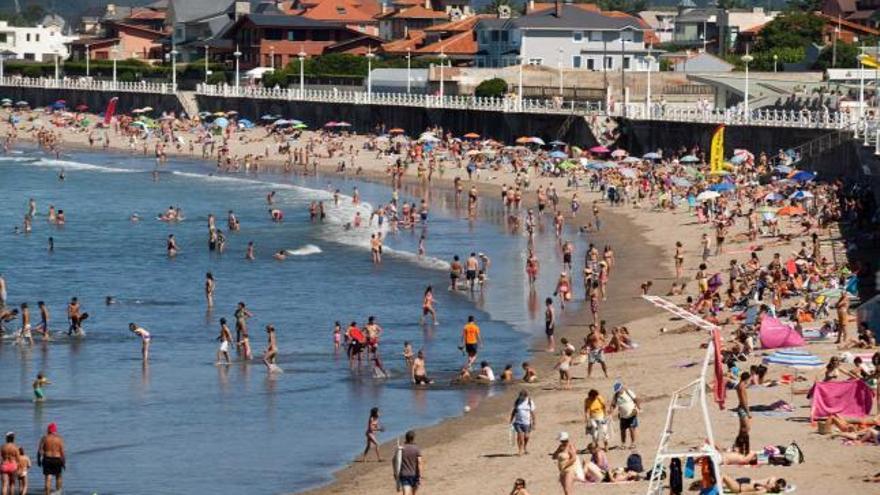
left=813, top=41, right=860, bottom=70
left=754, top=11, right=823, bottom=53
left=787, top=0, right=823, bottom=12
left=474, top=77, right=508, bottom=97
left=594, top=0, right=646, bottom=14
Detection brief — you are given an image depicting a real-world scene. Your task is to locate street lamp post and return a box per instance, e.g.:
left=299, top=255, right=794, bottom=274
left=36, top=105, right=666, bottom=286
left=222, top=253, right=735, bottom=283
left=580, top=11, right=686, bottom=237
left=438, top=51, right=447, bottom=101
left=858, top=46, right=865, bottom=122
left=85, top=44, right=90, bottom=77
left=645, top=49, right=655, bottom=118
left=405, top=49, right=411, bottom=94
left=741, top=46, right=754, bottom=120
left=170, top=47, right=179, bottom=89
left=0, top=54, right=4, bottom=80
left=111, top=45, right=118, bottom=86
left=366, top=49, right=375, bottom=101
left=234, top=45, right=242, bottom=91
left=772, top=53, right=778, bottom=73
left=204, top=44, right=210, bottom=84
left=298, top=50, right=306, bottom=98
left=517, top=55, right=524, bottom=111
left=53, top=50, right=59, bottom=82
left=557, top=47, right=563, bottom=97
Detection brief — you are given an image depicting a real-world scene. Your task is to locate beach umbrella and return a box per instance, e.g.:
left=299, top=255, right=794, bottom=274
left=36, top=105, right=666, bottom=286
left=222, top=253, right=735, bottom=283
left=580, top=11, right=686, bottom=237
left=213, top=117, right=230, bottom=129
left=672, top=177, right=692, bottom=187
left=419, top=135, right=440, bottom=143
left=293, top=123, right=308, bottom=129
left=131, top=108, right=146, bottom=114
left=463, top=132, right=480, bottom=139
left=774, top=165, right=793, bottom=174
left=557, top=160, right=576, bottom=171
left=589, top=145, right=609, bottom=154
left=389, top=128, right=405, bottom=134
left=15, top=101, right=28, bottom=107
left=549, top=140, right=566, bottom=146
left=261, top=114, right=278, bottom=121
left=791, top=171, right=816, bottom=183
left=680, top=155, right=700, bottom=163
left=571, top=146, right=582, bottom=155
left=709, top=182, right=735, bottom=192
left=777, top=205, right=806, bottom=216
left=764, top=192, right=785, bottom=202
left=75, top=104, right=88, bottom=112
left=619, top=167, right=638, bottom=178
left=729, top=154, right=747, bottom=164
left=50, top=101, right=66, bottom=110
left=515, top=136, right=530, bottom=144
left=610, top=149, right=627, bottom=158
left=238, top=118, right=255, bottom=129
left=789, top=190, right=814, bottom=200
left=643, top=151, right=662, bottom=160
left=549, top=150, right=567, bottom=159
left=696, top=190, right=720, bottom=202
left=622, top=156, right=641, bottom=163
left=324, top=121, right=338, bottom=127
left=336, top=121, right=351, bottom=127
left=529, top=137, right=545, bottom=145
left=274, top=119, right=292, bottom=127
left=141, top=106, right=153, bottom=112
left=226, top=110, right=238, bottom=116
left=762, top=349, right=823, bottom=369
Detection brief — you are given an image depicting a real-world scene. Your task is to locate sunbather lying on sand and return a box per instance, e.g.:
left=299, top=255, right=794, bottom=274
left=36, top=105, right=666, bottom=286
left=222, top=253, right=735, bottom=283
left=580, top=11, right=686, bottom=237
left=721, top=474, right=787, bottom=493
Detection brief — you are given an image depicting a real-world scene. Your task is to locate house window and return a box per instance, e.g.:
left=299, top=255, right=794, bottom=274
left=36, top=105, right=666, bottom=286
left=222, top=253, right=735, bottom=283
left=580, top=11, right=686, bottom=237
left=501, top=31, right=508, bottom=42
left=604, top=56, right=613, bottom=69
left=573, top=31, right=583, bottom=42
left=621, top=30, right=634, bottom=42
left=590, top=31, right=602, bottom=42
left=528, top=58, right=542, bottom=65
left=265, top=29, right=283, bottom=40
left=479, top=31, right=488, bottom=43
left=35, top=34, right=40, bottom=42
left=572, top=55, right=582, bottom=68
left=491, top=30, right=499, bottom=41
left=24, top=53, right=34, bottom=60
left=26, top=33, right=30, bottom=42
left=623, top=57, right=630, bottom=69
left=313, top=30, right=330, bottom=41
left=587, top=58, right=595, bottom=70
left=289, top=30, right=306, bottom=41
left=0, top=34, right=6, bottom=43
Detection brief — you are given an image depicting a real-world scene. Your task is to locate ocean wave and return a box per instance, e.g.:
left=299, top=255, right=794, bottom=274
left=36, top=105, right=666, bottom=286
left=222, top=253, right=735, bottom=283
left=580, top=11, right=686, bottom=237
left=0, top=156, right=37, bottom=162
left=169, top=170, right=330, bottom=200
left=31, top=158, right=140, bottom=173
left=286, top=244, right=322, bottom=256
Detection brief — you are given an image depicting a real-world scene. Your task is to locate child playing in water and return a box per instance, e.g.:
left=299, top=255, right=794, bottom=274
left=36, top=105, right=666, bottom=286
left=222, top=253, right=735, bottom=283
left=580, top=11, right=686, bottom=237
left=333, top=322, right=342, bottom=353
left=402, top=341, right=414, bottom=368
left=33, top=373, right=50, bottom=402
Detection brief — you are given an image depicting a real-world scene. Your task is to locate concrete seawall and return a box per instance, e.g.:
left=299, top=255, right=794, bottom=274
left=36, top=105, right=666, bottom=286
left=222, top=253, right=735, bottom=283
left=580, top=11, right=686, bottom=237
left=0, top=86, right=182, bottom=115
left=195, top=95, right=600, bottom=147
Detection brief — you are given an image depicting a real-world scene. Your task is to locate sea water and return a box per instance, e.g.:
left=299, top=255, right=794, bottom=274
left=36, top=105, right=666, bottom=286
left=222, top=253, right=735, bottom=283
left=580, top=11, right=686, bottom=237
left=0, top=148, right=576, bottom=494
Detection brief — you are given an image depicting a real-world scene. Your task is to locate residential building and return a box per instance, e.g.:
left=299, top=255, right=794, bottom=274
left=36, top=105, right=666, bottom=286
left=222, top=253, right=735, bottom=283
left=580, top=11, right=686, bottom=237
left=672, top=4, right=717, bottom=51
left=475, top=2, right=658, bottom=71
left=377, top=5, right=449, bottom=40
left=68, top=2, right=169, bottom=63
left=166, top=0, right=241, bottom=62
left=717, top=8, right=775, bottom=53
left=661, top=50, right=733, bottom=72
left=0, top=21, right=78, bottom=61
left=638, top=10, right=677, bottom=43
left=821, top=0, right=880, bottom=29
left=220, top=14, right=383, bottom=69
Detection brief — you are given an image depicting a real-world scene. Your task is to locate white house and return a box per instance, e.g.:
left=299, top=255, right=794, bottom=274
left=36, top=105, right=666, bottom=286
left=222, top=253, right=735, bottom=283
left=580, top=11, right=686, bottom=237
left=0, top=21, right=78, bottom=62
left=475, top=2, right=658, bottom=72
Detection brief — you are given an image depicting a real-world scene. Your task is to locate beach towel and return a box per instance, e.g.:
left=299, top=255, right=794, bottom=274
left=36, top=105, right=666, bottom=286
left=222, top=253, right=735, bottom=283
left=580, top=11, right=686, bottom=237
left=810, top=379, right=875, bottom=421
left=759, top=317, right=805, bottom=349
left=713, top=329, right=726, bottom=409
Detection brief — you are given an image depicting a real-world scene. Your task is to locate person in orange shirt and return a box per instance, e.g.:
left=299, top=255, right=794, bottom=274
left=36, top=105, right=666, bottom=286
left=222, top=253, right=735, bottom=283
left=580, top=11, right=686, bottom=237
left=461, top=315, right=482, bottom=369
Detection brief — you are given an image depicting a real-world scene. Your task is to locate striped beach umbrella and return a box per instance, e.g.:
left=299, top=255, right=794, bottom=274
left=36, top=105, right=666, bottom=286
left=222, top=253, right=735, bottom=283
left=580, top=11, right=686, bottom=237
left=762, top=349, right=823, bottom=369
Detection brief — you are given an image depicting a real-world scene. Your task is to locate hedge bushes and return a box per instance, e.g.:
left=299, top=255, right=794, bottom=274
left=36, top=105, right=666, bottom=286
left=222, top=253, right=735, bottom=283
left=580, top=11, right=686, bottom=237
left=475, top=78, right=508, bottom=98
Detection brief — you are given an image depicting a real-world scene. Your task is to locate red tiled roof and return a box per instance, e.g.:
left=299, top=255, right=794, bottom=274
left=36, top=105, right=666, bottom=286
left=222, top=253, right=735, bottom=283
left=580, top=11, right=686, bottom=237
left=392, top=5, right=448, bottom=19
left=107, top=21, right=167, bottom=37
left=740, top=21, right=767, bottom=35
left=816, top=12, right=880, bottom=35
left=527, top=2, right=598, bottom=13
left=415, top=29, right=476, bottom=55
left=129, top=8, right=166, bottom=20
left=380, top=30, right=426, bottom=54
left=423, top=14, right=491, bottom=32
left=302, top=0, right=377, bottom=22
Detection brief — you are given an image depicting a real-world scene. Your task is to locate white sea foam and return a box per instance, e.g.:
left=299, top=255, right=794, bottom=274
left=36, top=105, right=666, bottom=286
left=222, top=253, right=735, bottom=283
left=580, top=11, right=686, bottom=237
left=286, top=244, right=322, bottom=256
left=31, top=158, right=139, bottom=173
left=0, top=156, right=36, bottom=162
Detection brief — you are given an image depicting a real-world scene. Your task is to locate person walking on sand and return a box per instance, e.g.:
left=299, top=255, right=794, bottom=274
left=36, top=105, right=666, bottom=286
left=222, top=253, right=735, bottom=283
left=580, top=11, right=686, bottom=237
left=552, top=432, right=577, bottom=495
left=395, top=430, right=423, bottom=494
left=129, top=323, right=151, bottom=362
left=37, top=423, right=65, bottom=495
left=361, top=407, right=383, bottom=462
left=610, top=382, right=640, bottom=449
left=584, top=389, right=609, bottom=450
left=585, top=324, right=608, bottom=378
left=461, top=315, right=482, bottom=369
left=510, top=390, right=536, bottom=456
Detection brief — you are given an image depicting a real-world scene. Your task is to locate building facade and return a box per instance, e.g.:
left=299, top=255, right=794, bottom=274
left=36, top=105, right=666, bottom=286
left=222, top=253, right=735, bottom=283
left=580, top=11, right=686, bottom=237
left=476, top=3, right=657, bottom=71
left=0, top=21, right=77, bottom=61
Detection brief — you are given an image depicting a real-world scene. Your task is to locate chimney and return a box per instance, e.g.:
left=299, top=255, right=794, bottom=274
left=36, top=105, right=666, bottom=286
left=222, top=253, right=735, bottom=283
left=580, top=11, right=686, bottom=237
left=555, top=0, right=562, bottom=18
left=234, top=1, right=251, bottom=20
left=528, top=0, right=534, bottom=12
left=106, top=3, right=116, bottom=16
left=382, top=1, right=388, bottom=14
left=424, top=0, right=431, bottom=10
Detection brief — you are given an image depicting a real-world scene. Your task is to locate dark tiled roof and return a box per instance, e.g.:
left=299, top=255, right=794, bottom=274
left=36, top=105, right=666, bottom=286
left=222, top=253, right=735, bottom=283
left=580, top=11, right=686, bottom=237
left=512, top=5, right=644, bottom=30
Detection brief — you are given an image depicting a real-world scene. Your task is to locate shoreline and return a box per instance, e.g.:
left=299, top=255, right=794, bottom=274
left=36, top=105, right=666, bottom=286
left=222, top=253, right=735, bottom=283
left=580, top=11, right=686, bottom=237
left=12, top=129, right=670, bottom=494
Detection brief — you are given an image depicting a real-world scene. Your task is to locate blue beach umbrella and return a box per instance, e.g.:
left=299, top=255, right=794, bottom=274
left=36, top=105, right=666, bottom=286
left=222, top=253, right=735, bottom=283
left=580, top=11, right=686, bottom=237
left=238, top=118, right=255, bottom=129
left=680, top=155, right=699, bottom=163
left=764, top=192, right=785, bottom=202
left=549, top=150, right=567, bottom=159
left=762, top=349, right=823, bottom=369
left=213, top=117, right=230, bottom=128
left=774, top=165, right=792, bottom=174
left=789, top=190, right=814, bottom=200
left=709, top=182, right=735, bottom=192
left=791, top=171, right=816, bottom=183
left=672, top=177, right=692, bottom=187
left=549, top=140, right=566, bottom=146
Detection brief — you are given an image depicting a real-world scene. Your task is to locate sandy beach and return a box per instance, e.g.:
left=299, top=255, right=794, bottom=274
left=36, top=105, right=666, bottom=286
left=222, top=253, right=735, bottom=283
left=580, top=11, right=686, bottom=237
left=6, top=113, right=879, bottom=495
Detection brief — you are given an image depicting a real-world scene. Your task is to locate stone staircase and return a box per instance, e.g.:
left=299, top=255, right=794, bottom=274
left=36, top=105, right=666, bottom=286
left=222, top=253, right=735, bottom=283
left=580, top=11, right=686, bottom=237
left=176, top=90, right=200, bottom=118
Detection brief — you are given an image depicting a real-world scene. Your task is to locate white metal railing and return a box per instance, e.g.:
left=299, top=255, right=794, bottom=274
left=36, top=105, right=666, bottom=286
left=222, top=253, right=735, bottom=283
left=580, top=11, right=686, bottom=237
left=618, top=103, right=855, bottom=130
left=195, top=83, right=602, bottom=116
left=0, top=76, right=176, bottom=95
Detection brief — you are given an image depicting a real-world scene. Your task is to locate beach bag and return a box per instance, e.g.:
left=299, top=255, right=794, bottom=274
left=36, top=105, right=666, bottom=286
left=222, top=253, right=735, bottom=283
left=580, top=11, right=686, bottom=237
left=684, top=456, right=695, bottom=478
left=626, top=452, right=644, bottom=473
left=669, top=458, right=683, bottom=495
left=646, top=462, right=666, bottom=481
left=784, top=442, right=804, bottom=465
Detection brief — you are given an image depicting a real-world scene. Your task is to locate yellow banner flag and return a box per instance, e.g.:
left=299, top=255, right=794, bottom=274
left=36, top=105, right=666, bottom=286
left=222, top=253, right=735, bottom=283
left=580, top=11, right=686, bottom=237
left=859, top=54, right=880, bottom=68
left=710, top=125, right=725, bottom=174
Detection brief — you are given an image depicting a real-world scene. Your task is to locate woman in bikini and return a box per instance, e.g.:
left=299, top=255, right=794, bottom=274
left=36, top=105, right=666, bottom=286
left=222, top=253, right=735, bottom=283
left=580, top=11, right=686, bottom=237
left=360, top=407, right=383, bottom=462
left=674, top=241, right=685, bottom=279
left=525, top=250, right=539, bottom=287
left=555, top=272, right=572, bottom=310
left=129, top=323, right=151, bottom=362
left=421, top=286, right=438, bottom=325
